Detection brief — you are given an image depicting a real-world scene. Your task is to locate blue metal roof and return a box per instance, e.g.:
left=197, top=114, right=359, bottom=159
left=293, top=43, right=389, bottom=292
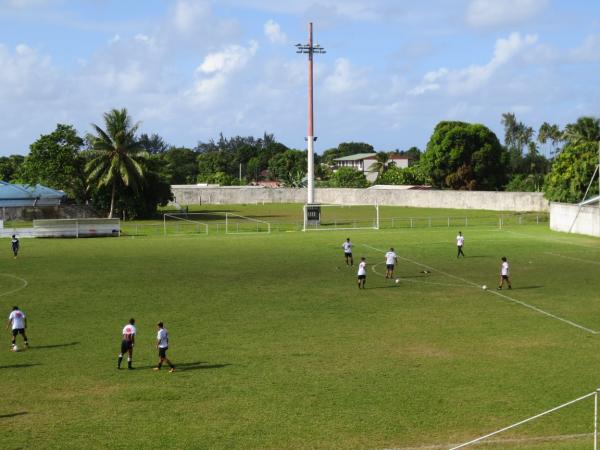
left=0, top=181, right=66, bottom=207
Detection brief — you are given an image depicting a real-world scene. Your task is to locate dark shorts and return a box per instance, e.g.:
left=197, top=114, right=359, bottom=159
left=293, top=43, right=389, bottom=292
left=344, top=252, right=352, bottom=257
left=11, top=328, right=25, bottom=337
left=121, top=340, right=133, bottom=353
left=386, top=264, right=395, bottom=270
left=357, top=274, right=366, bottom=280
left=502, top=275, right=509, bottom=280
left=158, top=347, right=168, bottom=358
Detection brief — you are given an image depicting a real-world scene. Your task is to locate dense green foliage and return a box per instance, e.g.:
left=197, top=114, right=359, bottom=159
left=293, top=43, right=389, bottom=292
left=544, top=142, right=599, bottom=202
left=376, top=164, right=427, bottom=185
left=328, top=166, right=369, bottom=187
left=421, top=121, right=506, bottom=190
left=0, top=209, right=598, bottom=449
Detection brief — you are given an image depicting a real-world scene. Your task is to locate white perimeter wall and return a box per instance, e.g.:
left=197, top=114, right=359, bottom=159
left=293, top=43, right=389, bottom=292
left=550, top=202, right=600, bottom=237
left=171, top=186, right=549, bottom=212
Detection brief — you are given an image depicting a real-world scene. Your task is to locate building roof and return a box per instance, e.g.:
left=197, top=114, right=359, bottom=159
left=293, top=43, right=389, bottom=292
left=333, top=153, right=377, bottom=162
left=0, top=181, right=66, bottom=207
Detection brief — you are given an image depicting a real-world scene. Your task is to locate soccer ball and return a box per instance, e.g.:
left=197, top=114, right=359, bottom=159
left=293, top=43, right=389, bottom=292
left=12, top=345, right=19, bottom=352
left=482, top=285, right=487, bottom=290
left=395, top=279, right=400, bottom=284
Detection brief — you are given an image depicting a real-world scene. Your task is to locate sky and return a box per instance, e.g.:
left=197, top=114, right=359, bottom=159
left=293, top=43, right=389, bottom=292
left=0, top=0, right=599, bottom=156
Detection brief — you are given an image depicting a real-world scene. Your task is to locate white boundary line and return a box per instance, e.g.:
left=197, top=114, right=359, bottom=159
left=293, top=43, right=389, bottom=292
left=544, top=251, right=600, bottom=266
left=0, top=273, right=28, bottom=298
left=370, top=262, right=466, bottom=287
left=363, top=244, right=599, bottom=335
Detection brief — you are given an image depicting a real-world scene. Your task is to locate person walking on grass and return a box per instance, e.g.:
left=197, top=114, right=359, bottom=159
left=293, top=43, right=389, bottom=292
left=456, top=231, right=465, bottom=258
left=342, top=238, right=354, bottom=266
left=498, top=256, right=512, bottom=290
left=7, top=306, right=28, bottom=351
left=118, top=318, right=136, bottom=370
left=385, top=247, right=398, bottom=279
left=11, top=235, right=19, bottom=259
left=154, top=322, right=175, bottom=373
left=357, top=257, right=367, bottom=289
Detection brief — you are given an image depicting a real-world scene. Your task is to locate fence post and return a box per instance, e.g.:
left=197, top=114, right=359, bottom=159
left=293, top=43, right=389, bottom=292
left=595, top=389, right=598, bottom=450
left=410, top=218, right=413, bottom=228
left=465, top=217, right=468, bottom=227
left=447, top=217, right=450, bottom=227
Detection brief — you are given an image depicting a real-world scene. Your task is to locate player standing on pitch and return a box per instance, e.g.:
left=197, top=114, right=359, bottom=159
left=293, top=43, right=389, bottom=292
left=7, top=306, right=28, bottom=350
left=497, top=257, right=512, bottom=290
left=118, top=318, right=136, bottom=370
left=154, top=322, right=175, bottom=373
left=342, top=238, right=354, bottom=266
left=357, top=257, right=367, bottom=289
left=384, top=247, right=398, bottom=279
left=11, top=235, right=19, bottom=259
left=456, top=231, right=465, bottom=258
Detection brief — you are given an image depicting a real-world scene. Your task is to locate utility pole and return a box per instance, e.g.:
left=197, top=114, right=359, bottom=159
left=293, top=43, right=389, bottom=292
left=296, top=22, right=325, bottom=206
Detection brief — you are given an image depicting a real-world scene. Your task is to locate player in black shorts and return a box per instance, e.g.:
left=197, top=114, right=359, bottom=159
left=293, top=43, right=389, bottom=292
left=11, top=235, right=19, bottom=259
left=118, top=318, right=136, bottom=370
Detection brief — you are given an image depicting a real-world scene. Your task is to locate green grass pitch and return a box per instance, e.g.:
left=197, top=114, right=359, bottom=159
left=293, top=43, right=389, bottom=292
left=0, top=205, right=599, bottom=449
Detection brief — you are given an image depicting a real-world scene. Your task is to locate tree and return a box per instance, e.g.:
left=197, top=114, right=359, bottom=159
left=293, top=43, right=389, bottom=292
left=562, top=116, right=600, bottom=147
left=0, top=155, right=25, bottom=183
left=86, top=108, right=148, bottom=218
left=160, top=147, right=198, bottom=184
left=20, top=124, right=87, bottom=202
left=321, top=142, right=374, bottom=165
left=370, top=152, right=390, bottom=177
left=538, top=122, right=562, bottom=154
left=421, top=121, right=506, bottom=190
left=139, top=133, right=169, bottom=154
left=329, top=167, right=369, bottom=188
left=376, top=165, right=427, bottom=185
left=267, top=150, right=307, bottom=185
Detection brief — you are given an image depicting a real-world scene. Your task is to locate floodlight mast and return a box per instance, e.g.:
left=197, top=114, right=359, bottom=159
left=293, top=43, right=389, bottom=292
left=296, top=22, right=326, bottom=205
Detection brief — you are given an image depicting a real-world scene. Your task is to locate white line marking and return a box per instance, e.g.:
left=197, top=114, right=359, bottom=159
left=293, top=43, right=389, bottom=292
left=363, top=244, right=599, bottom=335
left=370, top=263, right=465, bottom=287
left=0, top=273, right=28, bottom=298
left=544, top=251, right=600, bottom=266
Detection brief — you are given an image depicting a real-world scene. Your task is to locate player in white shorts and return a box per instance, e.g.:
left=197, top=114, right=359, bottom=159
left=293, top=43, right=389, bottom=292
left=357, top=257, right=367, bottom=289
left=154, top=322, right=175, bottom=373
left=456, top=231, right=465, bottom=258
left=497, top=257, right=512, bottom=290
left=342, top=238, right=353, bottom=266
left=384, top=247, right=398, bottom=279
left=118, top=318, right=136, bottom=370
left=7, top=306, right=28, bottom=350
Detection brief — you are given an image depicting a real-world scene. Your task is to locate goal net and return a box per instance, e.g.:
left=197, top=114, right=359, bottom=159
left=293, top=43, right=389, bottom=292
left=225, top=213, right=271, bottom=234
left=33, top=218, right=121, bottom=238
left=163, top=213, right=210, bottom=236
left=303, top=204, right=380, bottom=231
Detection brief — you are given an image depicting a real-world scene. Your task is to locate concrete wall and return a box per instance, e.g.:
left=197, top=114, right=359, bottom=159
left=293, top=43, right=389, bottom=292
left=171, top=186, right=549, bottom=212
left=550, top=202, right=600, bottom=237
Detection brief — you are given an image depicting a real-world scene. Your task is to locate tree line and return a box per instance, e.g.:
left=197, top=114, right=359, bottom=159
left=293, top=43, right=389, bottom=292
left=1, top=109, right=598, bottom=218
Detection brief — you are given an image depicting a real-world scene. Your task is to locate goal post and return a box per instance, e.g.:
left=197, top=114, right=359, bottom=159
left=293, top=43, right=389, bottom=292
left=303, top=204, right=380, bottom=231
left=163, top=213, right=209, bottom=236
left=225, top=213, right=271, bottom=234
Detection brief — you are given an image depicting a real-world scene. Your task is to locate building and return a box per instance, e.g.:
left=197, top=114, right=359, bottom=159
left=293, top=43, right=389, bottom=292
left=0, top=181, right=66, bottom=207
left=332, top=153, right=411, bottom=182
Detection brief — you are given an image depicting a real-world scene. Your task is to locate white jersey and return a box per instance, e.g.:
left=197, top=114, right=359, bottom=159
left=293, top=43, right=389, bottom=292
left=501, top=261, right=509, bottom=276
left=342, top=241, right=353, bottom=253
left=456, top=235, right=464, bottom=246
left=357, top=261, right=367, bottom=276
left=157, top=328, right=169, bottom=348
left=122, top=324, right=136, bottom=339
left=385, top=251, right=397, bottom=265
left=8, top=310, right=25, bottom=330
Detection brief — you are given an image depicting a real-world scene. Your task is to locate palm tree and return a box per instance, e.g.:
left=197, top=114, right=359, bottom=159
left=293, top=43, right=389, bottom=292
left=371, top=152, right=390, bottom=177
left=86, top=108, right=148, bottom=218
left=562, top=116, right=600, bottom=147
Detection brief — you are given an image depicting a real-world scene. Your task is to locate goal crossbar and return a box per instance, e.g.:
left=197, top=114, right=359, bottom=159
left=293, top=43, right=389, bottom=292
left=303, top=203, right=380, bottom=232
left=163, top=213, right=209, bottom=236
left=225, top=213, right=271, bottom=234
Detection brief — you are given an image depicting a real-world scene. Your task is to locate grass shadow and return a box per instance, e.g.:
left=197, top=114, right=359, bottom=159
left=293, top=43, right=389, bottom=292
left=137, top=361, right=231, bottom=371
left=0, top=363, right=41, bottom=369
left=512, top=285, right=544, bottom=290
left=30, top=342, right=80, bottom=350
left=0, top=412, right=27, bottom=419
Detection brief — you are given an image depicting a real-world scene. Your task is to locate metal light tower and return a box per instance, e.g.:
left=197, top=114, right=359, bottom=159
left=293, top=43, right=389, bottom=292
left=296, top=22, right=325, bottom=205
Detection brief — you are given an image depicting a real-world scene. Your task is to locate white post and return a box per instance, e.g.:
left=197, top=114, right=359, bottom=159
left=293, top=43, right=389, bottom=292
left=595, top=389, right=598, bottom=450
left=303, top=204, right=307, bottom=231
left=75, top=220, right=79, bottom=239
left=163, top=215, right=167, bottom=237
left=307, top=138, right=315, bottom=204
left=375, top=204, right=380, bottom=229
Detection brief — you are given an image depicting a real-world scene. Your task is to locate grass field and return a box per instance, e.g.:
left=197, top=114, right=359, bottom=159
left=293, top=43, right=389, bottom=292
left=0, top=205, right=598, bottom=449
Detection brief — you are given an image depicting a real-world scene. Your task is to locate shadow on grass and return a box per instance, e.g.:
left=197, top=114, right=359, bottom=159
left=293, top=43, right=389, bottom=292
left=137, top=361, right=231, bottom=371
left=0, top=363, right=41, bottom=369
left=29, top=341, right=80, bottom=350
left=0, top=412, right=27, bottom=419
left=511, top=285, right=544, bottom=290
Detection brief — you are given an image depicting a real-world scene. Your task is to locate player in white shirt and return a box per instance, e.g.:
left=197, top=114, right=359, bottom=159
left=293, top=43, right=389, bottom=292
left=342, top=238, right=354, bottom=266
left=497, top=256, right=512, bottom=290
left=118, top=318, right=136, bottom=370
left=7, top=306, right=28, bottom=350
left=154, top=322, right=175, bottom=373
left=384, top=247, right=398, bottom=279
left=456, top=231, right=465, bottom=258
left=357, top=257, right=367, bottom=289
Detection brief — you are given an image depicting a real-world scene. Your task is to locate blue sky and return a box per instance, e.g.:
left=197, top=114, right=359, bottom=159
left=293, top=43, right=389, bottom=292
left=0, top=0, right=599, bottom=156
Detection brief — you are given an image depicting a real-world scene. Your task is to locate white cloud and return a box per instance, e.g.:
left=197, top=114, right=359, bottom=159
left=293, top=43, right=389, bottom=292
left=466, top=0, right=548, bottom=27
left=264, top=19, right=286, bottom=44
left=409, top=33, right=538, bottom=96
left=570, top=34, right=600, bottom=63
left=171, top=0, right=212, bottom=34
left=324, top=58, right=367, bottom=94
left=2, top=0, right=56, bottom=8
left=197, top=41, right=258, bottom=75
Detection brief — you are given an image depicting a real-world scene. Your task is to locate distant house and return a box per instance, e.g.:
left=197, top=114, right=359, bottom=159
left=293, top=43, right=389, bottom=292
left=332, top=153, right=411, bottom=182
